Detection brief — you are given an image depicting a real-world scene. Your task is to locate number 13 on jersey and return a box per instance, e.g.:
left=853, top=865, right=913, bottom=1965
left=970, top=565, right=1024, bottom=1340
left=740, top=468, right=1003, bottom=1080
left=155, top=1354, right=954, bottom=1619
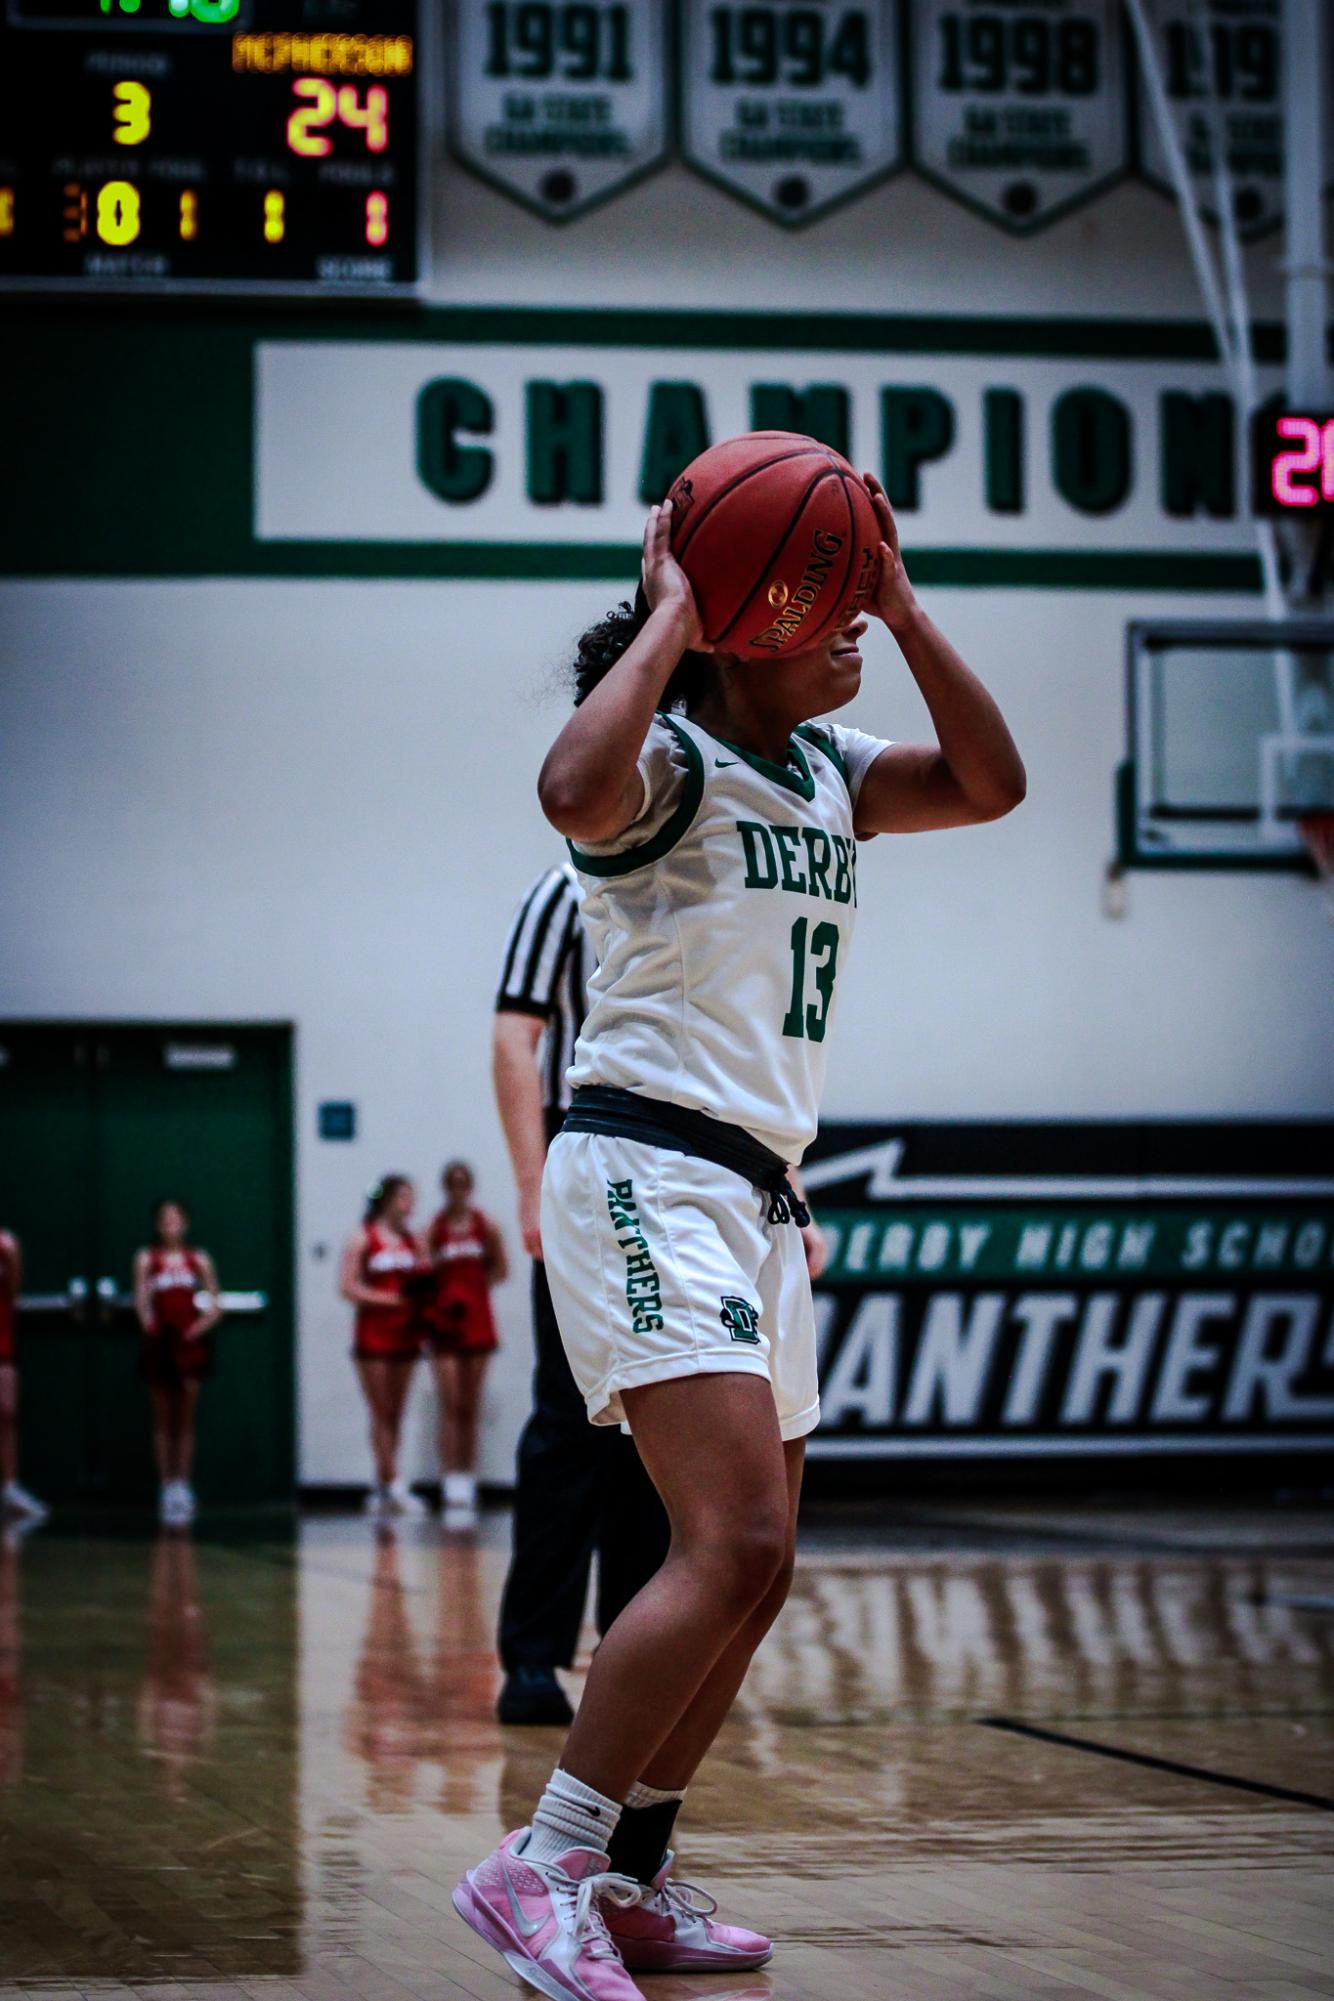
left=783, top=917, right=839, bottom=1041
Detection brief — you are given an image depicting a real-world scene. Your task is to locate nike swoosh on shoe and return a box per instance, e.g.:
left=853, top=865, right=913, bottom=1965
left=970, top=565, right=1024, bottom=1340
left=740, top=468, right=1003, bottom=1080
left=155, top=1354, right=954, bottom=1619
left=500, top=1858, right=547, bottom=1938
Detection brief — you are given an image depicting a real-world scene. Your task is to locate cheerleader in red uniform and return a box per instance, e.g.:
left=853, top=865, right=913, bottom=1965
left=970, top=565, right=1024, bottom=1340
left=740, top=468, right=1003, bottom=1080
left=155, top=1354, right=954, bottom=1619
left=0, top=1229, right=45, bottom=1522
left=132, top=1200, right=223, bottom=1527
left=424, top=1161, right=507, bottom=1519
left=340, top=1176, right=429, bottom=1517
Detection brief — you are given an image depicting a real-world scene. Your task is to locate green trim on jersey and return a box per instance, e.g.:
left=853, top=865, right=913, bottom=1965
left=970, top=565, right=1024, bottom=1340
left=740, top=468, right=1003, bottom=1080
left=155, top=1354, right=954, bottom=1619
left=567, top=716, right=705, bottom=878
left=794, top=724, right=850, bottom=791
left=698, top=723, right=817, bottom=801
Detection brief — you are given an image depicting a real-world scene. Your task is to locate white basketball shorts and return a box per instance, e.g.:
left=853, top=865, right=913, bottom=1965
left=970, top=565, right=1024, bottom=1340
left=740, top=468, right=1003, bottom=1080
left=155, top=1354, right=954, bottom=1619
left=540, top=1129, right=820, bottom=1440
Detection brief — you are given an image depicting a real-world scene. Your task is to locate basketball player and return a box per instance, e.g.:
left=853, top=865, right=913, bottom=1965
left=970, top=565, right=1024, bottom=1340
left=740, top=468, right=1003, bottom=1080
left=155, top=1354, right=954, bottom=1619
left=0, top=1228, right=45, bottom=1522
left=453, top=473, right=1025, bottom=1995
left=492, top=864, right=672, bottom=1726
left=132, top=1200, right=223, bottom=1526
left=339, top=1176, right=428, bottom=1517
left=424, top=1160, right=507, bottom=1518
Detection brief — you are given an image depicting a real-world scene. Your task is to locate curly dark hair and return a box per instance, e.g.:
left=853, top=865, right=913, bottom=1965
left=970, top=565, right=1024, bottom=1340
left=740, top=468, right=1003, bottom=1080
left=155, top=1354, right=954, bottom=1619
left=572, top=584, right=712, bottom=713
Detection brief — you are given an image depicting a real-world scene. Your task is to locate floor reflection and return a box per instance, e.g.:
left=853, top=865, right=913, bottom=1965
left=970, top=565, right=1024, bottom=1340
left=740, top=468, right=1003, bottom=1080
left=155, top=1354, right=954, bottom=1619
left=0, top=1527, right=23, bottom=1794
left=344, top=1526, right=429, bottom=1811
left=137, top=1528, right=216, bottom=1800
left=743, top=1551, right=1334, bottom=1727
left=0, top=1521, right=300, bottom=1982
left=342, top=1519, right=498, bottom=1817
left=0, top=1505, right=1330, bottom=1999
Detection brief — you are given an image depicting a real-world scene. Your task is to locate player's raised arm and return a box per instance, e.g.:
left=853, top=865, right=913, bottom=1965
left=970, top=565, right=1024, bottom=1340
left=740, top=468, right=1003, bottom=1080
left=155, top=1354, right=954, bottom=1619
left=538, top=502, right=708, bottom=843
left=853, top=473, right=1027, bottom=838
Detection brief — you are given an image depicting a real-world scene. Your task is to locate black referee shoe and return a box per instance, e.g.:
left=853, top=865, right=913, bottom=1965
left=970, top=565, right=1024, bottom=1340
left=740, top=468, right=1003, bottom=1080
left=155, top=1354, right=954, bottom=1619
left=497, top=1666, right=574, bottom=1726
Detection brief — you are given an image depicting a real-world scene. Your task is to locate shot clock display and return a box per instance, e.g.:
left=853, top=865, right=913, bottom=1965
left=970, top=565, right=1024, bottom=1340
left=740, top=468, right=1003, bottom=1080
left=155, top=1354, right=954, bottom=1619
left=0, top=0, right=420, bottom=292
left=1252, top=410, right=1334, bottom=516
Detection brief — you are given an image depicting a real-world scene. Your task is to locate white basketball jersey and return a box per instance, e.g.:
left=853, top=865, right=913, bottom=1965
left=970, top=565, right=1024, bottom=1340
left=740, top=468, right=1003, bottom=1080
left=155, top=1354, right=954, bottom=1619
left=566, top=711, right=889, bottom=1163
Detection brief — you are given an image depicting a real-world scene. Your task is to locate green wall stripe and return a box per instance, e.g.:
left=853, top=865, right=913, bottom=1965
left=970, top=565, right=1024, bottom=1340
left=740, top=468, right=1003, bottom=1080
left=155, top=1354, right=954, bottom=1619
left=296, top=305, right=1277, bottom=361
left=0, top=307, right=1288, bottom=587
left=0, top=300, right=1303, bottom=360
left=6, top=543, right=1263, bottom=590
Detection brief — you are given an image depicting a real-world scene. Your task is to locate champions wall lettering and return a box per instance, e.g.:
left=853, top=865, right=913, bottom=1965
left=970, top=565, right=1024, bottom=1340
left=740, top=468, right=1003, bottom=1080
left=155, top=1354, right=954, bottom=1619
left=254, top=334, right=1286, bottom=581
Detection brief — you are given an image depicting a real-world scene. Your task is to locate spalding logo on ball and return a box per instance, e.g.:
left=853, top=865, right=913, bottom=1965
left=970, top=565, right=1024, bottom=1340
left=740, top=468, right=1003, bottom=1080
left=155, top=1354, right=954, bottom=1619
left=667, top=432, right=879, bottom=661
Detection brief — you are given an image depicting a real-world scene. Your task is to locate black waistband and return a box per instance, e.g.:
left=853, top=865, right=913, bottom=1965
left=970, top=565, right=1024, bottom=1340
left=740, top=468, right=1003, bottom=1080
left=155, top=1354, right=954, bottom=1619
left=561, top=1086, right=811, bottom=1227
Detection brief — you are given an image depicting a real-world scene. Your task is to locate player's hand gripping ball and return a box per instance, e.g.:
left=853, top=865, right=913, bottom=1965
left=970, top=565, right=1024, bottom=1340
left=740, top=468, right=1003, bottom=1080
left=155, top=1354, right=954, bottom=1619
left=640, top=496, right=709, bottom=651
left=664, top=432, right=880, bottom=661
left=863, top=469, right=919, bottom=634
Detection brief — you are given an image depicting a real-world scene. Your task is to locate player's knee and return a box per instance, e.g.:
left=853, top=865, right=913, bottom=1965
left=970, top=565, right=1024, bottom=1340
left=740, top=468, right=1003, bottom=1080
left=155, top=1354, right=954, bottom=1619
left=729, top=1534, right=795, bottom=1642
left=742, top=1517, right=791, bottom=1605
left=692, top=1515, right=788, bottom=1615
left=766, top=1540, right=797, bottom=1612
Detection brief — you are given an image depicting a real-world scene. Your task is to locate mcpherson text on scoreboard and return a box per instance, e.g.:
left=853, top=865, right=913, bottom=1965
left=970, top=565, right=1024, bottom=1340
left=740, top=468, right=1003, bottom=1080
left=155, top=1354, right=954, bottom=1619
left=802, top=1120, right=1334, bottom=1458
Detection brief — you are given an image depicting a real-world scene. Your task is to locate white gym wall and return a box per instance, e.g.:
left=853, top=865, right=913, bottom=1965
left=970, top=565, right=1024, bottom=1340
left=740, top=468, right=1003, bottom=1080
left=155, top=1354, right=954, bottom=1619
left=2, top=156, right=1331, bottom=1489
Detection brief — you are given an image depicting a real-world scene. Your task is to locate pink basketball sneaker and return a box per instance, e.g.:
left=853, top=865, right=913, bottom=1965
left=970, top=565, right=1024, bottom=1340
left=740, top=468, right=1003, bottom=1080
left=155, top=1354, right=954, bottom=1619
left=603, top=1854, right=773, bottom=1972
left=452, top=1830, right=643, bottom=2001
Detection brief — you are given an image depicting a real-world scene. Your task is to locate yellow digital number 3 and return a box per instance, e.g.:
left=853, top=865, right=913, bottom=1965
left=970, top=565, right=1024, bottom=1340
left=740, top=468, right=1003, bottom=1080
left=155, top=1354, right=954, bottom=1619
left=113, top=81, right=151, bottom=147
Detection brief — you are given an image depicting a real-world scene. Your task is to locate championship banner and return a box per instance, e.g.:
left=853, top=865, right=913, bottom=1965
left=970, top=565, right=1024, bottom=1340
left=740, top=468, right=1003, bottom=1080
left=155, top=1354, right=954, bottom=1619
left=802, top=1120, right=1334, bottom=1459
left=679, top=0, right=903, bottom=225
left=1134, top=0, right=1288, bottom=239
left=909, top=0, right=1128, bottom=232
left=447, top=0, right=670, bottom=222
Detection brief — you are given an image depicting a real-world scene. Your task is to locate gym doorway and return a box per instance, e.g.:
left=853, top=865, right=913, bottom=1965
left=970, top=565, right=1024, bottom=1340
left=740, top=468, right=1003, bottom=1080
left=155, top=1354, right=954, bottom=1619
left=0, top=1023, right=295, bottom=1509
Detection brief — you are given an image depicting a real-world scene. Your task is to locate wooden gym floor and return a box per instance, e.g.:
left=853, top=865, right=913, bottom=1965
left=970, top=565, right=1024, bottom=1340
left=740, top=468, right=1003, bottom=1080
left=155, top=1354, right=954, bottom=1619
left=0, top=1501, right=1331, bottom=2000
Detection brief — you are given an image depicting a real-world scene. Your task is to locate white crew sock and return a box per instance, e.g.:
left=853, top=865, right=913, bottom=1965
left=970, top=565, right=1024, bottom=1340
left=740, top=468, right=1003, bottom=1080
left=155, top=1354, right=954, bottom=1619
left=524, top=1767, right=622, bottom=1866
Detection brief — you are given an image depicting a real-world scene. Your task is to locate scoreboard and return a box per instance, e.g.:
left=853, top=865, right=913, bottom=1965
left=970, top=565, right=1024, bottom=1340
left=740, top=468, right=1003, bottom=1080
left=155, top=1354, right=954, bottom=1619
left=1252, top=410, right=1334, bottom=516
left=0, top=0, right=421, bottom=293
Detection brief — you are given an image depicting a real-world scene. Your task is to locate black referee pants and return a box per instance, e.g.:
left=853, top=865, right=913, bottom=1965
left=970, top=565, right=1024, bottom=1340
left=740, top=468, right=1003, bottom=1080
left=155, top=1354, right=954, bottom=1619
left=498, top=1259, right=670, bottom=1673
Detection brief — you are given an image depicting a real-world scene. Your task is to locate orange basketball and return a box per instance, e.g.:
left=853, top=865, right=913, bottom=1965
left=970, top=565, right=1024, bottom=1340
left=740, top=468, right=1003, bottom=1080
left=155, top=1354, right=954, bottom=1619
left=666, top=432, right=879, bottom=661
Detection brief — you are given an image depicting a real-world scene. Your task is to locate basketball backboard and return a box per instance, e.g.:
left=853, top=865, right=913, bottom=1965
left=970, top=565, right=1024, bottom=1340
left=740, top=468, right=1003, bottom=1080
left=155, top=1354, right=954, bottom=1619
left=1118, top=621, right=1334, bottom=871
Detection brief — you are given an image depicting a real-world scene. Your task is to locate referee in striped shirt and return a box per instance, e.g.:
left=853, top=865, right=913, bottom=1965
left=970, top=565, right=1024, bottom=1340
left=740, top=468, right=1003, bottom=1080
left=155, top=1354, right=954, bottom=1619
left=492, top=862, right=669, bottom=1725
